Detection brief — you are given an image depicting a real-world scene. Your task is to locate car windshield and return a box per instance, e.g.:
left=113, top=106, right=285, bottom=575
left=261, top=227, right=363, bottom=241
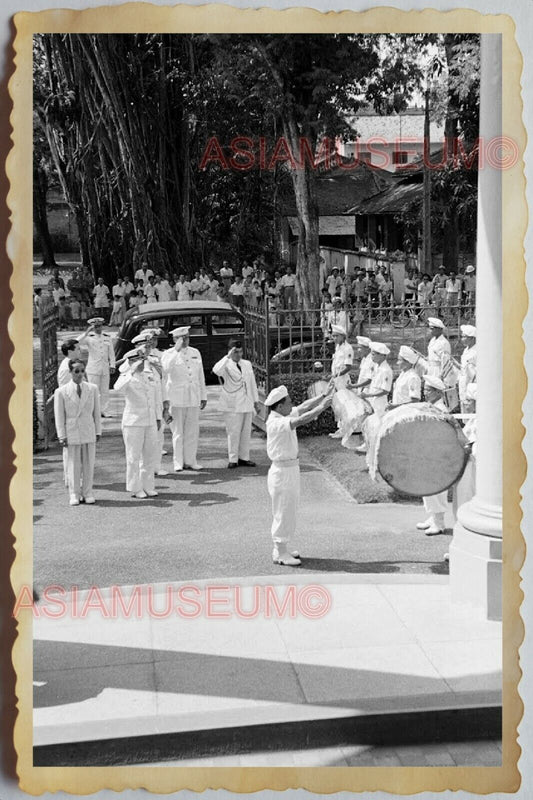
left=211, top=313, right=242, bottom=335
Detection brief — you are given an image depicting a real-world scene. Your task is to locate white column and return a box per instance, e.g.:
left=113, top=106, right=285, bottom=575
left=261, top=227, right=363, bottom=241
left=449, top=34, right=502, bottom=621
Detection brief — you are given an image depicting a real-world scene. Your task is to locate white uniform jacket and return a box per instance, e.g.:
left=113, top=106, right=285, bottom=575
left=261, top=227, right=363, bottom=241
left=357, top=353, right=375, bottom=389
left=367, top=361, right=393, bottom=417
left=79, top=332, right=116, bottom=375
left=427, top=335, right=451, bottom=376
left=161, top=346, right=207, bottom=407
left=115, top=363, right=162, bottom=427
left=331, top=341, right=354, bottom=389
left=392, top=369, right=422, bottom=405
left=458, top=345, right=477, bottom=401
left=266, top=410, right=299, bottom=462
left=54, top=381, right=101, bottom=444
left=212, top=356, right=259, bottom=413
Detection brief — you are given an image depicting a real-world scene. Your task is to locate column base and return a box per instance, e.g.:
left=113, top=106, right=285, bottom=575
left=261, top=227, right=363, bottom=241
left=449, top=522, right=502, bottom=621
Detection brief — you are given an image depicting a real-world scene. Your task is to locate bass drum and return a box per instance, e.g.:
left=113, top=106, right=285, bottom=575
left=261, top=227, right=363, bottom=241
left=375, top=402, right=468, bottom=496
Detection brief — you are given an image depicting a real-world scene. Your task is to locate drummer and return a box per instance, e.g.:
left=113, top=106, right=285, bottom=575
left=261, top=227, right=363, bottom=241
left=352, top=336, right=375, bottom=396
left=426, top=317, right=451, bottom=377
left=458, top=324, right=477, bottom=413
left=328, top=323, right=354, bottom=440
left=388, top=345, right=422, bottom=409
left=356, top=341, right=393, bottom=457
left=416, top=375, right=450, bottom=535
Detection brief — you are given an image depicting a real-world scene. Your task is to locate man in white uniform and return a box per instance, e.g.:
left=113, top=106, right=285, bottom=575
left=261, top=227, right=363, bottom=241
left=353, top=336, right=375, bottom=395
left=426, top=317, right=451, bottom=377
left=176, top=275, right=191, bottom=301
left=161, top=326, right=207, bottom=471
left=357, top=342, right=393, bottom=461
left=458, top=324, right=477, bottom=413
left=328, top=323, right=354, bottom=439
left=115, top=344, right=162, bottom=499
left=212, top=338, right=261, bottom=468
left=265, top=384, right=332, bottom=566
left=78, top=317, right=116, bottom=415
left=416, top=375, right=450, bottom=535
left=140, top=327, right=169, bottom=475
left=389, top=345, right=422, bottom=408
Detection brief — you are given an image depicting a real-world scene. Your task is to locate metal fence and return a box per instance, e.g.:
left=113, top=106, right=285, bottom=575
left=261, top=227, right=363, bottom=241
left=243, top=297, right=475, bottom=395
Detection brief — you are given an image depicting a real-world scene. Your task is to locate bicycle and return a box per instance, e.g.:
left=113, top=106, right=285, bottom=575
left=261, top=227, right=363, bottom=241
left=391, top=299, right=433, bottom=328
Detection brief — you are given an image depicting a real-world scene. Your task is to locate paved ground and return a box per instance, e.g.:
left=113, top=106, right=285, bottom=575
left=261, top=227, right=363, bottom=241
left=34, top=387, right=452, bottom=592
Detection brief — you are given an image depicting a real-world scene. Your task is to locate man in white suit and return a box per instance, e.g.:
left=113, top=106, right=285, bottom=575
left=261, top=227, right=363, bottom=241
left=212, top=338, right=261, bottom=468
left=78, top=317, right=116, bottom=415
left=161, top=326, right=207, bottom=471
left=140, top=327, right=169, bottom=476
left=54, top=359, right=101, bottom=506
left=115, top=343, right=162, bottom=499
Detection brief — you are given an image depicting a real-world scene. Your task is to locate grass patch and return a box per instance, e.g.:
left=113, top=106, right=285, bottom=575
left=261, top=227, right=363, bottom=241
left=302, top=435, right=422, bottom=505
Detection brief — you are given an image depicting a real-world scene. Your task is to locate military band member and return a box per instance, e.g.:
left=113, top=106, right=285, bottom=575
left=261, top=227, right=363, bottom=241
left=115, top=341, right=162, bottom=499
left=357, top=341, right=393, bottom=461
left=389, top=345, right=422, bottom=409
left=416, top=375, right=450, bottom=535
left=78, top=317, right=116, bottom=416
left=426, top=317, right=451, bottom=378
left=212, top=338, right=261, bottom=468
left=328, top=323, right=354, bottom=439
left=353, top=336, right=375, bottom=395
left=161, top=326, right=207, bottom=471
left=54, top=359, right=101, bottom=506
left=458, top=324, right=477, bottom=413
left=265, top=384, right=332, bottom=566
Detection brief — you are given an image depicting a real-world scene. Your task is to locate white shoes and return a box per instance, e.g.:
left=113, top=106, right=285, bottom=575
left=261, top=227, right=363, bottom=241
left=69, top=495, right=79, bottom=506
left=425, top=524, right=443, bottom=536
left=328, top=431, right=343, bottom=439
left=416, top=519, right=432, bottom=530
left=146, top=490, right=158, bottom=497
left=186, top=463, right=204, bottom=471
left=157, top=470, right=169, bottom=476
left=84, top=496, right=96, bottom=505
left=174, top=465, right=183, bottom=472
left=161, top=449, right=168, bottom=456
left=355, top=444, right=367, bottom=454
left=272, top=548, right=301, bottom=566
left=133, top=490, right=147, bottom=499
left=417, top=517, right=444, bottom=535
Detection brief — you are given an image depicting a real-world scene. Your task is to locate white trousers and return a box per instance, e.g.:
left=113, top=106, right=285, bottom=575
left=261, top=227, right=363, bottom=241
left=422, top=491, right=448, bottom=526
left=170, top=405, right=200, bottom=469
left=225, top=411, right=252, bottom=463
left=66, top=443, right=95, bottom=499
left=122, top=425, right=158, bottom=493
left=363, top=413, right=382, bottom=479
left=268, top=464, right=300, bottom=546
left=154, top=421, right=167, bottom=472
left=87, top=371, right=110, bottom=414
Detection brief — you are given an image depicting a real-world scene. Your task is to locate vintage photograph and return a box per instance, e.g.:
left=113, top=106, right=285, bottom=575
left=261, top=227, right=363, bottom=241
left=24, top=23, right=509, bottom=778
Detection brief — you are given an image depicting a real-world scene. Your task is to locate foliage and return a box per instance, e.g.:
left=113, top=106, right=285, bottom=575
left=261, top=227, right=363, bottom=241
left=269, top=372, right=336, bottom=436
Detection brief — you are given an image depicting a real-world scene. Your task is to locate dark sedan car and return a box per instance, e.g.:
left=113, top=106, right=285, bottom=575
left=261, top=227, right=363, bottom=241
left=112, top=301, right=244, bottom=383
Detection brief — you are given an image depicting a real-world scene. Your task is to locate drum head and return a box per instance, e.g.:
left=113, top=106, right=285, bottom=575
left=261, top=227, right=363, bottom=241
left=377, top=414, right=468, bottom=496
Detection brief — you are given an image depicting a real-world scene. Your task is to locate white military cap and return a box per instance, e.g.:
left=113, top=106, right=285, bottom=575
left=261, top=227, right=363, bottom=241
left=88, top=316, right=105, bottom=325
left=170, top=325, right=190, bottom=338
left=331, top=324, right=347, bottom=336
left=427, top=317, right=445, bottom=329
left=132, top=331, right=153, bottom=344
left=356, top=335, right=372, bottom=347
left=460, top=324, right=477, bottom=338
left=142, top=327, right=163, bottom=337
left=398, top=345, right=418, bottom=365
left=119, top=348, right=142, bottom=373
left=424, top=375, right=446, bottom=391
left=370, top=342, right=390, bottom=355
left=465, top=265, right=475, bottom=274
left=264, top=385, right=288, bottom=407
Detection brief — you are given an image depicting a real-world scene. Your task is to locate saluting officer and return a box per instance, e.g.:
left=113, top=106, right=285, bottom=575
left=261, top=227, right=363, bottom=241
left=389, top=345, right=422, bottom=408
left=140, top=327, right=170, bottom=476
left=161, top=326, right=207, bottom=472
left=212, top=337, right=261, bottom=468
left=115, top=335, right=162, bottom=499
left=426, top=317, right=451, bottom=378
left=78, top=316, right=116, bottom=416
left=458, top=324, right=477, bottom=414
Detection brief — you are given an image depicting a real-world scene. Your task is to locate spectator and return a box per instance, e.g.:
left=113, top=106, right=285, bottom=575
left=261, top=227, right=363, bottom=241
left=67, top=269, right=83, bottom=301
left=279, top=266, right=297, bottom=312
left=340, top=273, right=353, bottom=304
left=417, top=273, right=433, bottom=307
left=69, top=296, right=81, bottom=327
left=128, top=289, right=141, bottom=309
left=34, top=288, right=42, bottom=312
left=251, top=279, right=263, bottom=307
left=228, top=275, right=245, bottom=309
left=190, top=271, right=207, bottom=300
left=326, top=267, right=342, bottom=298
left=52, top=269, right=65, bottom=290
left=403, top=271, right=416, bottom=304
left=351, top=271, right=366, bottom=304
left=122, top=276, right=135, bottom=305
left=57, top=296, right=70, bottom=330
left=432, top=266, right=448, bottom=314
left=80, top=300, right=90, bottom=323
left=134, top=261, right=154, bottom=284
left=176, top=274, right=191, bottom=301
left=463, top=265, right=476, bottom=304
left=144, top=275, right=158, bottom=303
left=379, top=275, right=393, bottom=307
left=52, top=280, right=66, bottom=307
left=168, top=278, right=177, bottom=301
left=446, top=270, right=462, bottom=307
left=206, top=273, right=219, bottom=301
left=92, top=277, right=111, bottom=321
left=241, top=261, right=254, bottom=280
left=109, top=294, right=125, bottom=326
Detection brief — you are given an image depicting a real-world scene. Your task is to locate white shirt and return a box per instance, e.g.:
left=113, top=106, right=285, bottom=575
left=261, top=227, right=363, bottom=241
left=212, top=356, right=259, bottom=413
left=112, top=284, right=125, bottom=298
left=331, top=341, right=354, bottom=389
left=280, top=274, right=297, bottom=288
left=220, top=266, right=234, bottom=278
left=427, top=335, right=451, bottom=375
left=266, top=409, right=299, bottom=462
left=392, top=369, right=422, bottom=405
left=157, top=280, right=172, bottom=302
left=161, top=346, right=207, bottom=407
left=446, top=278, right=461, bottom=294
left=176, top=281, right=191, bottom=301
left=79, top=332, right=116, bottom=374
left=93, top=284, right=110, bottom=308
left=418, top=281, right=433, bottom=303
left=242, top=266, right=254, bottom=279
left=326, top=274, right=341, bottom=295
left=229, top=282, right=245, bottom=296
left=190, top=277, right=207, bottom=296
left=134, top=268, right=154, bottom=282
left=115, top=363, right=162, bottom=427
left=144, top=284, right=158, bottom=302
left=368, top=360, right=393, bottom=416
left=358, top=352, right=375, bottom=387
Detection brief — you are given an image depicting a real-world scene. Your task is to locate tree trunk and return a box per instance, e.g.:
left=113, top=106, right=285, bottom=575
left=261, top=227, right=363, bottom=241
left=33, top=164, right=56, bottom=267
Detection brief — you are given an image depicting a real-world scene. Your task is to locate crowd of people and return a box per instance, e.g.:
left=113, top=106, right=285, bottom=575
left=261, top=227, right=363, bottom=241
left=34, top=258, right=477, bottom=333
left=53, top=304, right=477, bottom=566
